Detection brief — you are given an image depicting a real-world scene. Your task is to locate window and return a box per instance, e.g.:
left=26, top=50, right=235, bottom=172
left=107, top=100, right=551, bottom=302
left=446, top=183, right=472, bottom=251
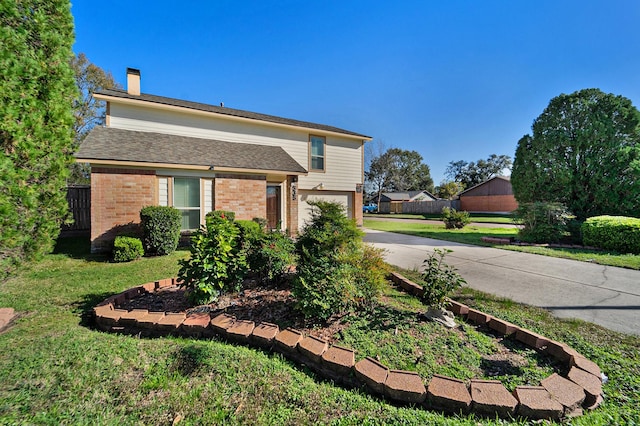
left=173, top=177, right=200, bottom=230
left=310, top=135, right=325, bottom=171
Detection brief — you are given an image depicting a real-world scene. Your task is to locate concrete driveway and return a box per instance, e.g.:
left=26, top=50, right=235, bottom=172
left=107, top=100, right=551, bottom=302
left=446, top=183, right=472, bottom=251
left=363, top=228, right=640, bottom=336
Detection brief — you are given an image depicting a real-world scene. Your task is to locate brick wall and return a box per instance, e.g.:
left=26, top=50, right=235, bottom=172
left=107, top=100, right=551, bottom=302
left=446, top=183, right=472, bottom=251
left=460, top=195, right=518, bottom=213
left=214, top=174, right=267, bottom=221
left=91, top=167, right=157, bottom=253
left=354, top=189, right=363, bottom=226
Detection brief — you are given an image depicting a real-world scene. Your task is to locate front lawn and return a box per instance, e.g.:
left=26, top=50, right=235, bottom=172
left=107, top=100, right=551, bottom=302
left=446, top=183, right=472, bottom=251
left=364, top=213, right=515, bottom=224
left=364, top=219, right=640, bottom=270
left=0, top=237, right=638, bottom=424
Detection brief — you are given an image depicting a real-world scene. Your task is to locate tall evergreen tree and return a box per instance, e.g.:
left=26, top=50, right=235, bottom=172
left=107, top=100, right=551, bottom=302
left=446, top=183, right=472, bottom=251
left=512, top=88, right=640, bottom=221
left=0, top=0, right=77, bottom=277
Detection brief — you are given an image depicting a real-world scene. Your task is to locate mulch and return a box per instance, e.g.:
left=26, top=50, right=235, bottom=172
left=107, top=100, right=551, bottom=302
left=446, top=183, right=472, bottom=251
left=117, top=279, right=348, bottom=343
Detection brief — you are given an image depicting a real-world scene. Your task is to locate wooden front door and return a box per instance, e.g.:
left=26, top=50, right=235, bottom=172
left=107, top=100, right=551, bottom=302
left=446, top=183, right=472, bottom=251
left=266, top=186, right=281, bottom=229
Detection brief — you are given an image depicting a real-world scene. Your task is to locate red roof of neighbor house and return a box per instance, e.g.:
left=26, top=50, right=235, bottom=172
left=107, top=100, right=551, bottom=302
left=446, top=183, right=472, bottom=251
left=458, top=176, right=512, bottom=196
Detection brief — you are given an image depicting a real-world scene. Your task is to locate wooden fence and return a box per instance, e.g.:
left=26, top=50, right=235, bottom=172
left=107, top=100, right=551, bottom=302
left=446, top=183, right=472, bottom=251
left=61, top=185, right=90, bottom=235
left=378, top=200, right=459, bottom=214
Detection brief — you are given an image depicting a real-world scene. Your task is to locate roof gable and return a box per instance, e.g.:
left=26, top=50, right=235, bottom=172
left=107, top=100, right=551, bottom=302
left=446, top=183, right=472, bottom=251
left=95, top=89, right=371, bottom=140
left=459, top=176, right=512, bottom=196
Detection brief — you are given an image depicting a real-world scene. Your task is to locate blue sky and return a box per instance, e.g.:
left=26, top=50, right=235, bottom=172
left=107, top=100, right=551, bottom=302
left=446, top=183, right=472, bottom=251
left=72, top=1, right=640, bottom=184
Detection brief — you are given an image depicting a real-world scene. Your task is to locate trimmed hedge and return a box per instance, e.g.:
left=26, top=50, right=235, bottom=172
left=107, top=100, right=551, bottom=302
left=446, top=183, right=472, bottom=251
left=140, top=206, right=181, bottom=256
left=582, top=216, right=640, bottom=254
left=112, top=236, right=144, bottom=262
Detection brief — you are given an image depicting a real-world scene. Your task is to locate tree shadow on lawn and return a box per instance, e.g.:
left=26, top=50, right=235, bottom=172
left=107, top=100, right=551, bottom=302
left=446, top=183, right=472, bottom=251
left=71, top=291, right=116, bottom=328
left=53, top=236, right=108, bottom=262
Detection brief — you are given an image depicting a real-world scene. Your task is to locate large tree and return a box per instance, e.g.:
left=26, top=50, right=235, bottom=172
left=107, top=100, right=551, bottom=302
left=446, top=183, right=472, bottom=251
left=445, top=154, right=512, bottom=189
left=366, top=147, right=434, bottom=205
left=0, top=0, right=77, bottom=277
left=435, top=180, right=464, bottom=200
left=512, top=88, right=640, bottom=221
left=69, top=53, right=121, bottom=184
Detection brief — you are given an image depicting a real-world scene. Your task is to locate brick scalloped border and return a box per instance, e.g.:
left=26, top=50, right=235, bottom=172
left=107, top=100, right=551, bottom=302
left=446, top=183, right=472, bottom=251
left=93, top=275, right=604, bottom=421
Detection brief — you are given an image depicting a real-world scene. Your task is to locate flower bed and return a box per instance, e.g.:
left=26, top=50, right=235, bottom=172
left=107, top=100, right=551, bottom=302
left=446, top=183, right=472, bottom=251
left=93, top=276, right=604, bottom=421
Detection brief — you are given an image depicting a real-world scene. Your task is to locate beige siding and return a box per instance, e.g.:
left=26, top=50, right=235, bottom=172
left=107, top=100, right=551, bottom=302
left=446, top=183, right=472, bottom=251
left=109, top=103, right=363, bottom=192
left=158, top=177, right=168, bottom=206
left=298, top=190, right=353, bottom=229
left=203, top=178, right=213, bottom=216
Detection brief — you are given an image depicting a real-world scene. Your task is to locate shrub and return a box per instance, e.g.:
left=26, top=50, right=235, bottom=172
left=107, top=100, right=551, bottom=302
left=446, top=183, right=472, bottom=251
left=140, top=206, right=181, bottom=255
left=293, top=201, right=384, bottom=320
left=207, top=210, right=235, bottom=222
left=252, top=217, right=268, bottom=230
left=178, top=211, right=248, bottom=305
left=421, top=248, right=466, bottom=309
left=441, top=207, right=471, bottom=229
left=112, top=236, right=144, bottom=263
left=513, top=202, right=572, bottom=243
left=582, top=216, right=640, bottom=254
left=253, top=231, right=297, bottom=283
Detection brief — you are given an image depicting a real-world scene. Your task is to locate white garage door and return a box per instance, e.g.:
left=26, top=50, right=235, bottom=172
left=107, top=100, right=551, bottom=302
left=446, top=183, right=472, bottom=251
left=298, top=190, right=353, bottom=230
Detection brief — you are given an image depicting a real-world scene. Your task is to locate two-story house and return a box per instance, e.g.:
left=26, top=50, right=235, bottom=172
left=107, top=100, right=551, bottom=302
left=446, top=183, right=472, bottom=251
left=76, top=69, right=371, bottom=252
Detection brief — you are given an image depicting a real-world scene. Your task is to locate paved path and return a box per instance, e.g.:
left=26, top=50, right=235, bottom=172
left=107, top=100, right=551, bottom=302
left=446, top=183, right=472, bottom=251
left=363, top=229, right=640, bottom=336
left=0, top=308, right=16, bottom=333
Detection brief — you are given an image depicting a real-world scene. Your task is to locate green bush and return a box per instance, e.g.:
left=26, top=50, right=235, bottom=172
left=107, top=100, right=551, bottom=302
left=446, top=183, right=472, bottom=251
left=582, top=216, right=640, bottom=254
left=207, top=210, right=235, bottom=222
left=178, top=211, right=248, bottom=305
left=293, top=201, right=385, bottom=320
left=441, top=207, right=471, bottom=229
left=140, top=206, right=181, bottom=255
left=252, top=217, right=268, bottom=229
left=253, top=231, right=297, bottom=283
left=421, top=249, right=466, bottom=309
left=112, top=236, right=144, bottom=263
left=513, top=202, right=572, bottom=243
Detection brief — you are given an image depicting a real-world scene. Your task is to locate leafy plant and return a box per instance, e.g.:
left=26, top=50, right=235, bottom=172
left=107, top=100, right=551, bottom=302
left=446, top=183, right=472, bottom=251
left=421, top=249, right=466, bottom=309
left=513, top=202, right=573, bottom=243
left=140, top=206, right=181, bottom=255
left=253, top=231, right=297, bottom=283
left=112, top=236, right=144, bottom=262
left=178, top=212, right=247, bottom=305
left=441, top=207, right=471, bottom=229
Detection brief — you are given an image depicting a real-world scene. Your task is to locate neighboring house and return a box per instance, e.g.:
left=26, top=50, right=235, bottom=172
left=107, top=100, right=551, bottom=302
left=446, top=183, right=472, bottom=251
left=76, top=68, right=371, bottom=252
left=377, top=190, right=437, bottom=214
left=458, top=176, right=518, bottom=213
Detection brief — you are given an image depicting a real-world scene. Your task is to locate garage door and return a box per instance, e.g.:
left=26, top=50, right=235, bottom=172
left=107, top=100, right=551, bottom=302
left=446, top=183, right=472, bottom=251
left=298, top=190, right=353, bottom=230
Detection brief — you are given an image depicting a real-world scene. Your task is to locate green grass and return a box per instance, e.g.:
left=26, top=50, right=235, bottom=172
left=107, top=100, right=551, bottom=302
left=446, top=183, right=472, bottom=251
left=364, top=218, right=518, bottom=245
left=364, top=212, right=515, bottom=224
left=364, top=219, right=640, bottom=270
left=1, top=237, right=639, bottom=424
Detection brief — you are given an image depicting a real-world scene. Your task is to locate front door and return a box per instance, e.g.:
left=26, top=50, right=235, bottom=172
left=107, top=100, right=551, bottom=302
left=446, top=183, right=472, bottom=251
left=266, top=186, right=281, bottom=229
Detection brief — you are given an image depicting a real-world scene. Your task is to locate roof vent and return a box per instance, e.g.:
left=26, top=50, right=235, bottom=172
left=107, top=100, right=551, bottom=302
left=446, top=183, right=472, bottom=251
left=126, top=68, right=141, bottom=96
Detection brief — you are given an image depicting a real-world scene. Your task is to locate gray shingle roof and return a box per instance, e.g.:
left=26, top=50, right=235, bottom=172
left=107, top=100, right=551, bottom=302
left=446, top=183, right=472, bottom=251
left=76, top=127, right=307, bottom=174
left=95, top=89, right=371, bottom=139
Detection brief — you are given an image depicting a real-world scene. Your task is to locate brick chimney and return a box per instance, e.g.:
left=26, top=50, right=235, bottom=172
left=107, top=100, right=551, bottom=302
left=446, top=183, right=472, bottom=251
left=126, top=68, right=140, bottom=95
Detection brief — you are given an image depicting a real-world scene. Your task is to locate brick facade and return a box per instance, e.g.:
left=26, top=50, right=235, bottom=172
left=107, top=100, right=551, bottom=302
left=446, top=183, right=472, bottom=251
left=460, top=195, right=518, bottom=213
left=90, top=167, right=157, bottom=253
left=214, top=174, right=267, bottom=221
left=354, top=188, right=363, bottom=226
